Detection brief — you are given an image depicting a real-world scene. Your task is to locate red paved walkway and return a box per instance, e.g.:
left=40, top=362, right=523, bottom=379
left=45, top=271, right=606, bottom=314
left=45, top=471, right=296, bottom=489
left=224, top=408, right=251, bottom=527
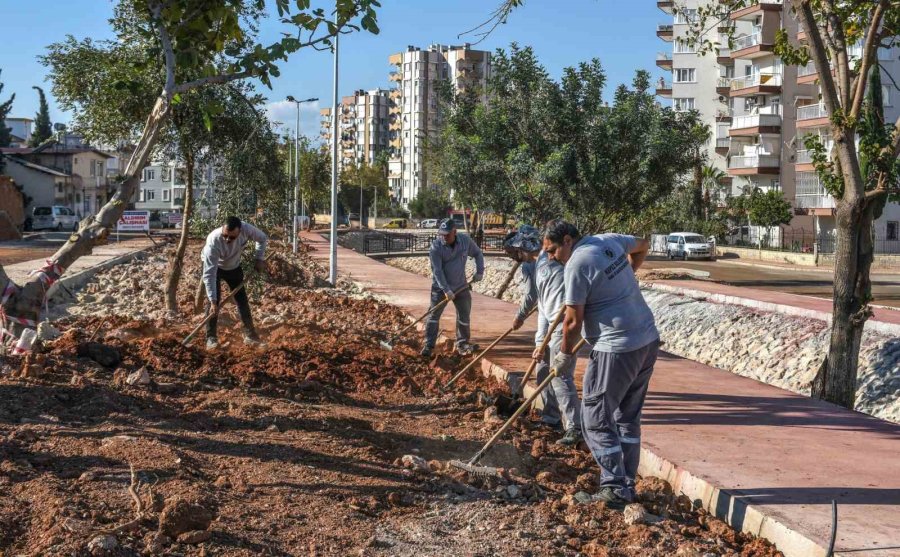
left=303, top=233, right=900, bottom=557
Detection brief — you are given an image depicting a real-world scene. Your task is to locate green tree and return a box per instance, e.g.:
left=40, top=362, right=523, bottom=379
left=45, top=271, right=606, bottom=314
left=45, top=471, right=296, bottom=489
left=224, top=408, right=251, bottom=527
left=29, top=86, right=53, bottom=147
left=0, top=0, right=381, bottom=329
left=748, top=189, right=793, bottom=229
left=338, top=160, right=390, bottom=220
left=0, top=69, right=14, bottom=148
left=676, top=0, right=900, bottom=409
left=297, top=142, right=331, bottom=215
left=408, top=185, right=451, bottom=219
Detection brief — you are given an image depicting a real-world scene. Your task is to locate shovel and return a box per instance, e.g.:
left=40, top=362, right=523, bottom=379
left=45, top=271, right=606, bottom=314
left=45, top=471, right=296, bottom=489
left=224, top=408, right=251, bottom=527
left=378, top=282, right=472, bottom=352
left=442, top=306, right=536, bottom=390
left=450, top=337, right=588, bottom=478
left=495, top=307, right=566, bottom=416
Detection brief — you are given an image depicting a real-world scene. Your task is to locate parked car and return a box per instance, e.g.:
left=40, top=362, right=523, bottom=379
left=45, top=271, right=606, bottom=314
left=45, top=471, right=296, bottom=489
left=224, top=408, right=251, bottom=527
left=665, top=232, right=714, bottom=261
left=382, top=218, right=408, bottom=229
left=417, top=218, right=438, bottom=229
left=31, top=206, right=79, bottom=231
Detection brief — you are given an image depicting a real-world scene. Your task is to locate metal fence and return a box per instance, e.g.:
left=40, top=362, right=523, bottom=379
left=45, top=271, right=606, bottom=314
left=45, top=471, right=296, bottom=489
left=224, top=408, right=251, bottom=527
left=346, top=231, right=506, bottom=256
left=720, top=227, right=900, bottom=255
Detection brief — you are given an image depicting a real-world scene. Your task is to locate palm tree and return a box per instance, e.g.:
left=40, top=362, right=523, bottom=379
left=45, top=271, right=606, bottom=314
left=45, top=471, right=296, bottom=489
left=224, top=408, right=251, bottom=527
left=700, top=164, right=727, bottom=219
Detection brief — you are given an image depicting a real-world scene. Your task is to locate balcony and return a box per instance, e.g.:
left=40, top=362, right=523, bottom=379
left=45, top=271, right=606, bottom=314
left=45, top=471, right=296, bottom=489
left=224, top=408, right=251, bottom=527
left=730, top=30, right=777, bottom=59
left=728, top=154, right=781, bottom=175
left=655, top=79, right=672, bottom=98
left=389, top=71, right=401, bottom=82
left=796, top=103, right=829, bottom=128
left=657, top=24, right=674, bottom=41
left=717, top=47, right=733, bottom=65
left=656, top=52, right=673, bottom=70
left=657, top=0, right=674, bottom=13
left=730, top=0, right=783, bottom=21
left=729, top=113, right=782, bottom=136
left=730, top=73, right=782, bottom=96
left=715, top=137, right=730, bottom=155
left=795, top=173, right=836, bottom=212
left=716, top=109, right=733, bottom=123
left=716, top=77, right=732, bottom=96
left=797, top=60, right=818, bottom=84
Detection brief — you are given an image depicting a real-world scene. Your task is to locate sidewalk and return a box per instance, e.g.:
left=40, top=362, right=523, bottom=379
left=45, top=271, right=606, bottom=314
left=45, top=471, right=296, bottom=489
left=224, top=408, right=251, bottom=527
left=303, top=232, right=900, bottom=557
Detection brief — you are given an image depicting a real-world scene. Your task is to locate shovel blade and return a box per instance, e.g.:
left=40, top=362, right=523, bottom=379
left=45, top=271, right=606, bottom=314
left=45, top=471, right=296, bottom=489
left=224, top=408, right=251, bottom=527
left=379, top=340, right=395, bottom=351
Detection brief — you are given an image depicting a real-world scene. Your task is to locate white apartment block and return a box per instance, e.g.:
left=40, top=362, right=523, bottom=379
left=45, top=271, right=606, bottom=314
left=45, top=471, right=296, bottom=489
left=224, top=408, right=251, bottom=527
left=135, top=161, right=215, bottom=217
left=657, top=0, right=900, bottom=247
left=386, top=44, right=491, bottom=205
left=320, top=88, right=391, bottom=172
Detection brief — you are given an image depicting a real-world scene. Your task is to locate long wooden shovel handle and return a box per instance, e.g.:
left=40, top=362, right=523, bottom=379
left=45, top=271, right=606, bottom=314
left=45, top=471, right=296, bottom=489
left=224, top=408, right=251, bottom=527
left=515, top=306, right=567, bottom=396
left=394, top=282, right=472, bottom=338
left=444, top=306, right=536, bottom=390
left=469, top=337, right=587, bottom=466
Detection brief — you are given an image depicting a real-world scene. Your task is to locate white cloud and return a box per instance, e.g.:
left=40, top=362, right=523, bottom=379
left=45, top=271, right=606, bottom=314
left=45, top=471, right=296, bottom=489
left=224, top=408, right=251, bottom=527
left=266, top=99, right=322, bottom=141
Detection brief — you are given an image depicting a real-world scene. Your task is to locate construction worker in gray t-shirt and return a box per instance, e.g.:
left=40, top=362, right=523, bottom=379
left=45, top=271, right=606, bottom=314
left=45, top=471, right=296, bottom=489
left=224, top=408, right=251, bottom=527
left=503, top=225, right=582, bottom=446
left=421, top=218, right=485, bottom=357
left=542, top=219, right=659, bottom=510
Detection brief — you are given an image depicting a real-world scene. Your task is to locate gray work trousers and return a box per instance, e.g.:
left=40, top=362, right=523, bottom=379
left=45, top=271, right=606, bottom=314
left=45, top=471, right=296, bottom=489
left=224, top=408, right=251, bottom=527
left=423, top=285, right=472, bottom=349
left=535, top=335, right=582, bottom=431
left=581, top=339, right=659, bottom=502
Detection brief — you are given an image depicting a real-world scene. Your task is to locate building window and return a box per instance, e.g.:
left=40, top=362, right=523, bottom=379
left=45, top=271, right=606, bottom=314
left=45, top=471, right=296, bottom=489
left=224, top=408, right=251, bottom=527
left=143, top=168, right=156, bottom=182
left=674, top=68, right=696, bottom=83
left=888, top=221, right=899, bottom=241
left=674, top=39, right=695, bottom=54
left=673, top=98, right=695, bottom=111
left=883, top=85, right=892, bottom=107
left=161, top=167, right=172, bottom=182
left=143, top=189, right=155, bottom=201
left=675, top=9, right=697, bottom=24
left=162, top=189, right=171, bottom=202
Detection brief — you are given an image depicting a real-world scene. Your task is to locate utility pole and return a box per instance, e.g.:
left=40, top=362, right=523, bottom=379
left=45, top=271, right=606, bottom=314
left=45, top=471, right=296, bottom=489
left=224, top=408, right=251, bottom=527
left=359, top=169, right=364, bottom=229
left=329, top=19, right=339, bottom=286
left=286, top=96, right=318, bottom=252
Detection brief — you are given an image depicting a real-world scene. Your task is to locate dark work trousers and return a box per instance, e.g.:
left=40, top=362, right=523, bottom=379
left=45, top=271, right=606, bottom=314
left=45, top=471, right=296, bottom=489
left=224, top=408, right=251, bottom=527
left=423, top=285, right=472, bottom=350
left=581, top=339, right=660, bottom=502
left=206, top=266, right=256, bottom=340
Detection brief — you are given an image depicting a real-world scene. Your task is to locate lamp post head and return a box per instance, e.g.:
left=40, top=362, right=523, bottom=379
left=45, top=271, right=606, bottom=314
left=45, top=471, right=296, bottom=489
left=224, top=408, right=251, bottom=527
left=286, top=95, right=297, bottom=103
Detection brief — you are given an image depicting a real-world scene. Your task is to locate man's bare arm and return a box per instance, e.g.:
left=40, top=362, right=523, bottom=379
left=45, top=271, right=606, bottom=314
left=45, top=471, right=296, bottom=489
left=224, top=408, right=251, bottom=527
left=628, top=238, right=650, bottom=271
left=560, top=304, right=584, bottom=355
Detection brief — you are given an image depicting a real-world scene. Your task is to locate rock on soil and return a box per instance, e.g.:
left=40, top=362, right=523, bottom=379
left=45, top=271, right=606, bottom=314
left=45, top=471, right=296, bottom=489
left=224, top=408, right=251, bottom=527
left=158, top=496, right=214, bottom=538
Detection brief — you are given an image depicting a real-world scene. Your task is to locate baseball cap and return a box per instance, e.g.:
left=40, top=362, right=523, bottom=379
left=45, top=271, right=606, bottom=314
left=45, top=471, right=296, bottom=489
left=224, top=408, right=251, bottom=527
left=438, top=218, right=456, bottom=235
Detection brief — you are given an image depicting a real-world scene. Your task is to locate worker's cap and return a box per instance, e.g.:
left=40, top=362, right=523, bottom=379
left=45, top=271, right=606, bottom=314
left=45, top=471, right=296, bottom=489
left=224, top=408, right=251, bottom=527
left=502, top=225, right=541, bottom=253
left=437, top=218, right=456, bottom=235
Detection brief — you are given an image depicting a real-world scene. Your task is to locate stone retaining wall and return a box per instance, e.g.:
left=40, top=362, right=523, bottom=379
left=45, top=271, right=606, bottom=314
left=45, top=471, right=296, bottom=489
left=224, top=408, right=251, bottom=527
left=384, top=256, right=900, bottom=423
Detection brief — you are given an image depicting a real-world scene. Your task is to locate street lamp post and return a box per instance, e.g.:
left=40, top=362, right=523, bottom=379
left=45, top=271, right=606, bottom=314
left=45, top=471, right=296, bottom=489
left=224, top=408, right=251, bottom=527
left=286, top=95, right=318, bottom=253
left=329, top=21, right=339, bottom=286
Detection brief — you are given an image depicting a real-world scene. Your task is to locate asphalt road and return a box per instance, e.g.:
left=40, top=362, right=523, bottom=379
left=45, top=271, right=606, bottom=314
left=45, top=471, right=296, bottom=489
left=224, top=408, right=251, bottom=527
left=643, top=256, right=900, bottom=308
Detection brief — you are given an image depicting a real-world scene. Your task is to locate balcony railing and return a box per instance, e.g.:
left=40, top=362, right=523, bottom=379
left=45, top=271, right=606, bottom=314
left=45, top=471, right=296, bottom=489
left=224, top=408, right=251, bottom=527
left=657, top=24, right=674, bottom=33
left=731, top=113, right=782, bottom=129
left=657, top=52, right=672, bottom=62
left=730, top=73, right=782, bottom=90
left=733, top=32, right=763, bottom=50
left=795, top=149, right=813, bottom=164
left=729, top=154, right=780, bottom=169
left=716, top=138, right=730, bottom=149
left=717, top=77, right=732, bottom=88
left=797, top=103, right=827, bottom=120
left=798, top=61, right=817, bottom=77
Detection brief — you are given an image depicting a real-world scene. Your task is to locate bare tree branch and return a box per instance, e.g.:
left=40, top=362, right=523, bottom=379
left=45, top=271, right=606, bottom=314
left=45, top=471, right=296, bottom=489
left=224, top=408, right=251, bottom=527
left=822, top=0, right=852, bottom=107
left=174, top=71, right=256, bottom=93
left=849, top=0, right=888, bottom=120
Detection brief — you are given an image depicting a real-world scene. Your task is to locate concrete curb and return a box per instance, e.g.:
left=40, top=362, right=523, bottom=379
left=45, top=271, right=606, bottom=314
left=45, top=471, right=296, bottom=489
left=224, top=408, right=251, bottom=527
left=45, top=246, right=158, bottom=302
left=640, top=281, right=900, bottom=338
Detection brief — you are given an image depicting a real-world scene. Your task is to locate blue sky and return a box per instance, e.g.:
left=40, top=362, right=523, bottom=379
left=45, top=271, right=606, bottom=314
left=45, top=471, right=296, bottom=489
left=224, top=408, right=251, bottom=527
left=0, top=0, right=664, bottom=142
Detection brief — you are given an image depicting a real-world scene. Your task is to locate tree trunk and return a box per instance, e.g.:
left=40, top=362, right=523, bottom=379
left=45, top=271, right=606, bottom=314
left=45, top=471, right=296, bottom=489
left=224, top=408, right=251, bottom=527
left=0, top=94, right=173, bottom=332
left=692, top=161, right=703, bottom=221
left=812, top=198, right=873, bottom=409
left=495, top=260, right=521, bottom=300
left=164, top=150, right=195, bottom=313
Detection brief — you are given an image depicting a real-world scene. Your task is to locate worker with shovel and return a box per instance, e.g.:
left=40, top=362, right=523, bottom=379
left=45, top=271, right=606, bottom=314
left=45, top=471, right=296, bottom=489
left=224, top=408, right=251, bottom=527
left=542, top=219, right=659, bottom=510
left=503, top=225, right=582, bottom=446
left=421, top=218, right=484, bottom=357
left=202, top=216, right=267, bottom=350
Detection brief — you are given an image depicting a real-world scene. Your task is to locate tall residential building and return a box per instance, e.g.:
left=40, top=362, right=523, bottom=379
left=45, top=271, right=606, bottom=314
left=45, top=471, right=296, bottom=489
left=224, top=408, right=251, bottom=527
left=657, top=0, right=900, bottom=246
left=319, top=88, right=391, bottom=172
left=386, top=44, right=491, bottom=205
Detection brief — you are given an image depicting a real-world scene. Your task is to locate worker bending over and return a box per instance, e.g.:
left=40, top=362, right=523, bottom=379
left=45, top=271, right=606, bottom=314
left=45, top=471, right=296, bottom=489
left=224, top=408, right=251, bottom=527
left=543, top=219, right=659, bottom=509
left=422, top=218, right=484, bottom=357
left=503, top=225, right=582, bottom=446
left=201, top=216, right=267, bottom=350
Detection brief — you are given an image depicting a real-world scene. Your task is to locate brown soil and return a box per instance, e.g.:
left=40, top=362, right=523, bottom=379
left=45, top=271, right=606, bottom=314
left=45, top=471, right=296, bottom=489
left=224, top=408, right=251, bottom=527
left=0, top=242, right=782, bottom=556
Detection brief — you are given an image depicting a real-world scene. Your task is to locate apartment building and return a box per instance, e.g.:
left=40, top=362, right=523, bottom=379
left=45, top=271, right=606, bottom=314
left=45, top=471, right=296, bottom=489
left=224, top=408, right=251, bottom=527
left=386, top=44, right=491, bottom=205
left=657, top=0, right=900, bottom=248
left=135, top=161, right=215, bottom=218
left=320, top=88, right=391, bottom=172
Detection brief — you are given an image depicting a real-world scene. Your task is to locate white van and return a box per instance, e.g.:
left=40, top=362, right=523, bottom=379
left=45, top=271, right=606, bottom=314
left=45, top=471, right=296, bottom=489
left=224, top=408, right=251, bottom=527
left=31, top=206, right=79, bottom=231
left=666, top=232, right=714, bottom=261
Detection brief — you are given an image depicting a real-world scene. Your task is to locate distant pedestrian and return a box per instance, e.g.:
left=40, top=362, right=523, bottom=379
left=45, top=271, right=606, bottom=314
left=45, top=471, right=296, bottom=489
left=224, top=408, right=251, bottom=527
left=542, top=219, right=659, bottom=509
left=503, top=225, right=582, bottom=445
left=201, top=216, right=268, bottom=350
left=421, top=218, right=484, bottom=357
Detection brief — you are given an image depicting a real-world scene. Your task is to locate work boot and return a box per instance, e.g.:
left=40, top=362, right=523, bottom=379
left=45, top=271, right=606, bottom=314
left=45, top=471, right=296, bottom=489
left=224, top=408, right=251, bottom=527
left=420, top=346, right=433, bottom=358
left=556, top=428, right=582, bottom=447
left=591, top=487, right=630, bottom=510
left=243, top=332, right=262, bottom=346
left=206, top=337, right=219, bottom=350
left=456, top=342, right=479, bottom=356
